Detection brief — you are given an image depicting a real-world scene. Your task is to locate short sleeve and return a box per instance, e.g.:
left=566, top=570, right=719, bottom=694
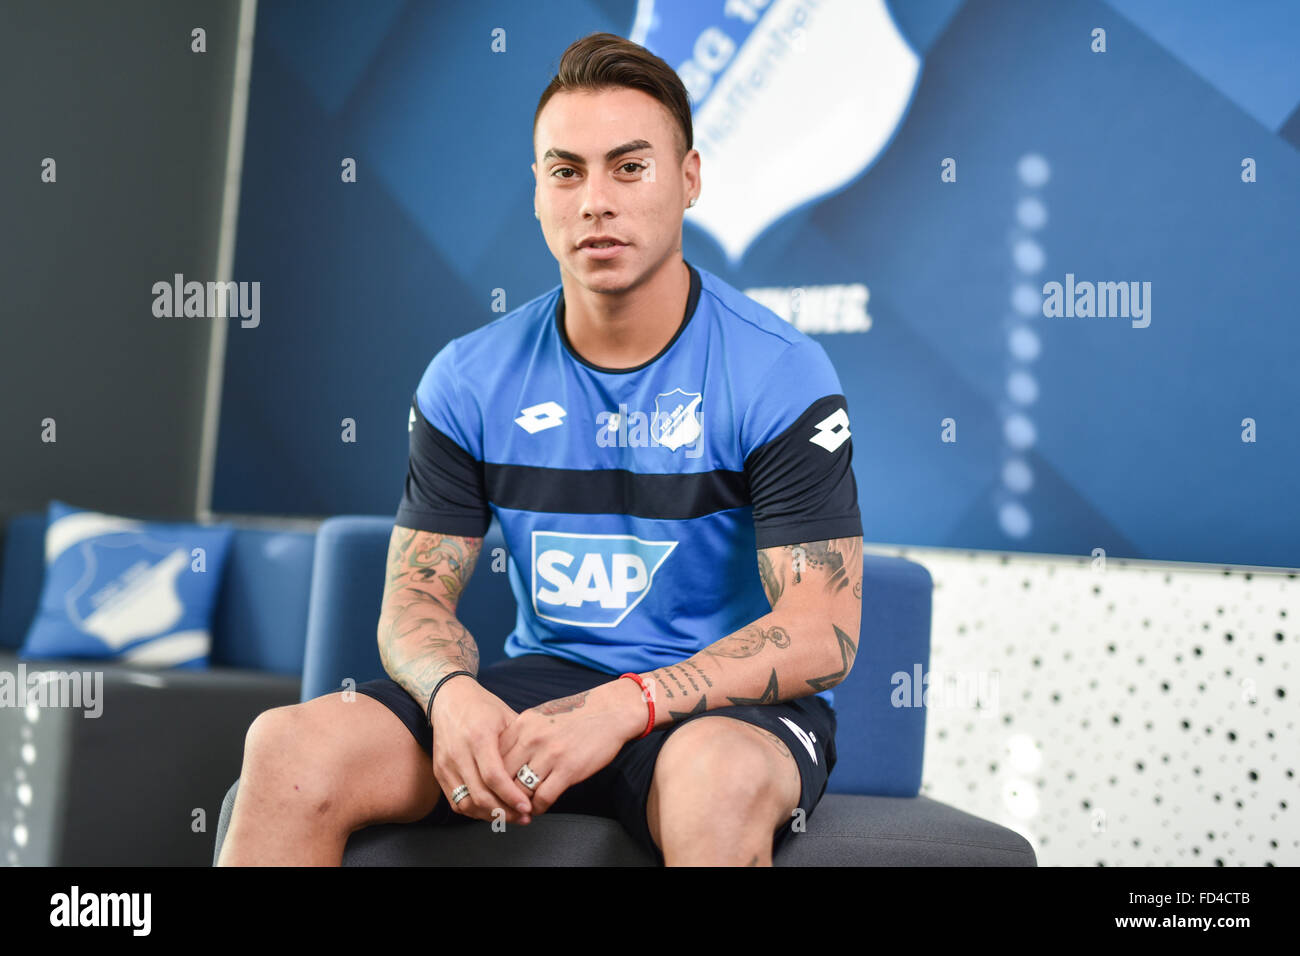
left=742, top=338, right=863, bottom=550
left=394, top=340, right=491, bottom=536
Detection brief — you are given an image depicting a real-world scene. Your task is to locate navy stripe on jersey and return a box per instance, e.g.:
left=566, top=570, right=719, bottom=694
left=483, top=462, right=747, bottom=519
left=398, top=389, right=861, bottom=549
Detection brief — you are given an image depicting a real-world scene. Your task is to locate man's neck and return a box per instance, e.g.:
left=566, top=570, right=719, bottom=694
left=561, top=258, right=690, bottom=370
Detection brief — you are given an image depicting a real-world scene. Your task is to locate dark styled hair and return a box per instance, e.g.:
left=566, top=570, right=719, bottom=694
left=533, top=31, right=693, bottom=163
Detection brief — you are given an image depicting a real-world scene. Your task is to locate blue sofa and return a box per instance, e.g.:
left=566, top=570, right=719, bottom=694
left=0, top=511, right=314, bottom=865
left=214, top=516, right=1036, bottom=865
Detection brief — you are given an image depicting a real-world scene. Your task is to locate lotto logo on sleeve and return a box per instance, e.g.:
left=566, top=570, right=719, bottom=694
left=531, top=531, right=677, bottom=627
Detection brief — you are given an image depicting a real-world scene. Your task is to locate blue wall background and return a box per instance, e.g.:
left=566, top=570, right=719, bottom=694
left=215, top=0, right=1300, bottom=569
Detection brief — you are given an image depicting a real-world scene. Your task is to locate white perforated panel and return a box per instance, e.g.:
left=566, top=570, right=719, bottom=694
left=866, top=544, right=1297, bottom=866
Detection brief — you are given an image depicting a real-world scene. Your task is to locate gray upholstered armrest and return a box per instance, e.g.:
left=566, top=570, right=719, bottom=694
left=0, top=651, right=299, bottom=865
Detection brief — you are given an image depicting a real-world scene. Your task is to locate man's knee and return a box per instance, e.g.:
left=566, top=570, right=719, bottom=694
left=651, top=717, right=800, bottom=825
left=240, top=701, right=347, bottom=820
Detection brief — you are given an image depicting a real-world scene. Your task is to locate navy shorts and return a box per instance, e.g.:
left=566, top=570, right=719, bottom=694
left=353, top=653, right=837, bottom=864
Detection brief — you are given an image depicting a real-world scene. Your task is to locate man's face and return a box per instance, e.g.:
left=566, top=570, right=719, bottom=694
left=533, top=87, right=697, bottom=293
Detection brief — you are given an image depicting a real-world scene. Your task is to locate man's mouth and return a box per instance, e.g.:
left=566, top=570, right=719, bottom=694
left=578, top=238, right=629, bottom=260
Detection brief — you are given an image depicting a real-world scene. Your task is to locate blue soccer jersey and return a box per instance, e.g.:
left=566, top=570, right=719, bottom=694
left=395, top=260, right=862, bottom=707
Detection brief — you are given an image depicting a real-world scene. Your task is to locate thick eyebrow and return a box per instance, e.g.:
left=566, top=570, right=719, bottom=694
left=541, top=139, right=654, bottom=165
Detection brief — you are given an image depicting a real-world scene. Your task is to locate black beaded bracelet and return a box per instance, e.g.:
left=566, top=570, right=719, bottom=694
left=425, top=670, right=476, bottom=725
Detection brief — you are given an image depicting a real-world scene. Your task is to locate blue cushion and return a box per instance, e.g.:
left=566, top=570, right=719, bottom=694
left=19, top=501, right=234, bottom=668
left=210, top=527, right=316, bottom=673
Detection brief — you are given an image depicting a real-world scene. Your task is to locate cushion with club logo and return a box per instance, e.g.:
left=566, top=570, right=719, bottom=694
left=19, top=501, right=234, bottom=668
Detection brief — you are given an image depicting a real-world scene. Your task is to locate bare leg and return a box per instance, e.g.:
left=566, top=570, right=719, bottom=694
left=646, top=716, right=801, bottom=866
left=217, top=691, right=438, bottom=866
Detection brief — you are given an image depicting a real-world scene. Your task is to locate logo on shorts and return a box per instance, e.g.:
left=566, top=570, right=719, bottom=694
left=778, top=716, right=819, bottom=765
left=531, top=531, right=676, bottom=628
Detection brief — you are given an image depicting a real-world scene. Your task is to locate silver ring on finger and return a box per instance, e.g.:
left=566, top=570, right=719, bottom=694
left=451, top=784, right=470, bottom=805
left=516, top=763, right=540, bottom=790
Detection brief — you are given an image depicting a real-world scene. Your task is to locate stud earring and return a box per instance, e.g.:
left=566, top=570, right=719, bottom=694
left=687, top=198, right=697, bottom=208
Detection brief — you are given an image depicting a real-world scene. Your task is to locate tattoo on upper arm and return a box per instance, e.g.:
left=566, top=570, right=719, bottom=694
left=757, top=550, right=783, bottom=607
left=386, top=528, right=480, bottom=612
left=760, top=537, right=863, bottom=603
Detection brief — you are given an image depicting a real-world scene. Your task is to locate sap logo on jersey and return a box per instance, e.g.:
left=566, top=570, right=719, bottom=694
left=531, top=531, right=677, bottom=628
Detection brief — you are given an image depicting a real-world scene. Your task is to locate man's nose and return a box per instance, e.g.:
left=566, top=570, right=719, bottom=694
left=580, top=179, right=616, bottom=218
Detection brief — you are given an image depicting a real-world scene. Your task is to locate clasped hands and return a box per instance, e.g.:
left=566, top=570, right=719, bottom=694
left=430, top=675, right=648, bottom=826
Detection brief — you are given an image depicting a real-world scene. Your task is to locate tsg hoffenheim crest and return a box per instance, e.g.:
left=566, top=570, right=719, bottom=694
left=651, top=388, right=703, bottom=451
left=630, top=0, right=920, bottom=264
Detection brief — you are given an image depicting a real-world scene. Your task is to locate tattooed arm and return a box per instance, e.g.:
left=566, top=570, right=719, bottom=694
left=376, top=525, right=484, bottom=717
left=493, top=539, right=863, bottom=818
left=632, top=536, right=863, bottom=727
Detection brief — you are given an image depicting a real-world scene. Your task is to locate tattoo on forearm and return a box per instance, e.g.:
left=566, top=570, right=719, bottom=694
left=706, top=623, right=791, bottom=660
left=649, top=665, right=689, bottom=700
left=668, top=696, right=707, bottom=721
left=378, top=529, right=483, bottom=706
left=805, top=623, right=858, bottom=692
left=675, top=665, right=700, bottom=693
left=682, top=660, right=714, bottom=688
left=382, top=619, right=480, bottom=705
left=379, top=598, right=449, bottom=648
left=727, top=669, right=780, bottom=706
left=536, top=690, right=591, bottom=716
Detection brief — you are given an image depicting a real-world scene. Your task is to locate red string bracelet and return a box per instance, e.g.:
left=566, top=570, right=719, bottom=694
left=618, top=673, right=655, bottom=739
